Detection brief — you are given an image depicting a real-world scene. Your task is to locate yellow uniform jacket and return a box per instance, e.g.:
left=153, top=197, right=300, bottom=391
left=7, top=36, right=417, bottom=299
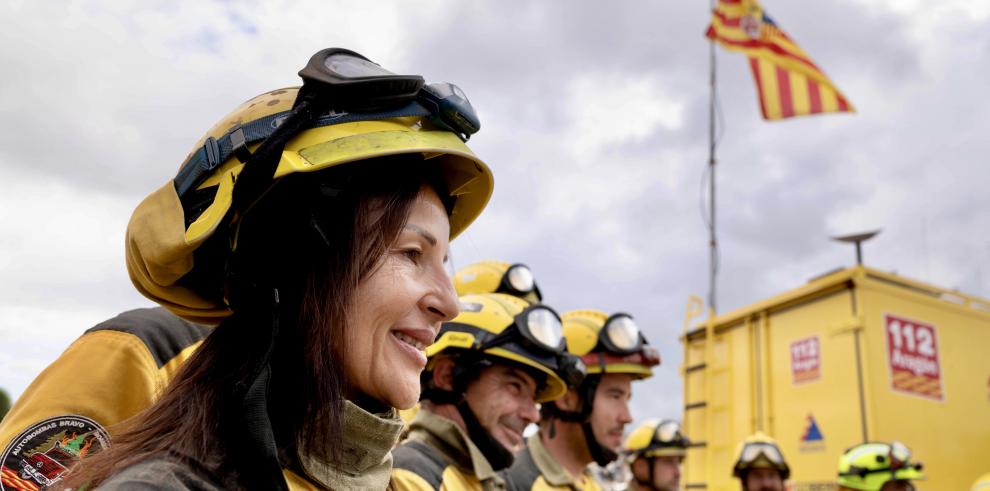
left=0, top=308, right=209, bottom=491
left=501, top=434, right=603, bottom=491
left=391, top=410, right=506, bottom=491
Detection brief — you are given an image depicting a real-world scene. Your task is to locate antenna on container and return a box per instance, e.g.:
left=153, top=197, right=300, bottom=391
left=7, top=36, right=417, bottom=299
left=832, top=230, right=881, bottom=266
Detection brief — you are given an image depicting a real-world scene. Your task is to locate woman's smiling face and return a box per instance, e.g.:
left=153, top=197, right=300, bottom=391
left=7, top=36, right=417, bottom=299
left=344, top=185, right=460, bottom=409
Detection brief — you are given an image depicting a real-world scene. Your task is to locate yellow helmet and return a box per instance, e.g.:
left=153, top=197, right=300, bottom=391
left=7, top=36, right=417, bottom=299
left=423, top=293, right=586, bottom=403
left=972, top=472, right=990, bottom=491
left=624, top=419, right=690, bottom=459
left=561, top=310, right=660, bottom=378
left=837, top=441, right=924, bottom=491
left=732, top=432, right=790, bottom=480
left=125, top=48, right=493, bottom=324
left=453, top=260, right=543, bottom=303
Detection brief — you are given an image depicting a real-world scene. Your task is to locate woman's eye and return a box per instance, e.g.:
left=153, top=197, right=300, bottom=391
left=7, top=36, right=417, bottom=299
left=403, top=249, right=423, bottom=261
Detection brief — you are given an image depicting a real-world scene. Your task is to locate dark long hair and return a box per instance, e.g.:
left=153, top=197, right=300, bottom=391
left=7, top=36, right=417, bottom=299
left=61, top=155, right=451, bottom=489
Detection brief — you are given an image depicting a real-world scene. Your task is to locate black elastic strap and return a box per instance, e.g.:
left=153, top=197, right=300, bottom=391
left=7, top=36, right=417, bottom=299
left=172, top=100, right=434, bottom=199
left=234, top=289, right=288, bottom=491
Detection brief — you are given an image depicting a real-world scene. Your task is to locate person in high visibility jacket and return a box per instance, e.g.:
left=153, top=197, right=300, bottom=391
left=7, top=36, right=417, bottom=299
left=502, top=309, right=660, bottom=491
left=399, top=260, right=545, bottom=429
left=392, top=293, right=585, bottom=490
left=33, top=47, right=494, bottom=491
left=621, top=420, right=690, bottom=491
left=836, top=441, right=924, bottom=491
left=731, top=433, right=790, bottom=491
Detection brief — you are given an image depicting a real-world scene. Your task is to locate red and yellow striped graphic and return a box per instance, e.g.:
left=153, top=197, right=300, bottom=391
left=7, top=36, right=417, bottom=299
left=891, top=370, right=943, bottom=400
left=1, top=465, right=41, bottom=491
left=706, top=0, right=854, bottom=120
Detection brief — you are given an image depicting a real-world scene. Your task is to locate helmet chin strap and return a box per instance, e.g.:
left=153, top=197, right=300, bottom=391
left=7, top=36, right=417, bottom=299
left=456, top=398, right=514, bottom=470
left=545, top=376, right=619, bottom=467
left=634, top=456, right=656, bottom=488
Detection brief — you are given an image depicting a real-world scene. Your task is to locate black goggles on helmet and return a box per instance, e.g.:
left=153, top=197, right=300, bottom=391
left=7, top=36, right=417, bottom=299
left=595, top=313, right=647, bottom=355
left=642, top=421, right=691, bottom=456
left=448, top=305, right=586, bottom=388
left=496, top=264, right=543, bottom=301
left=174, top=47, right=480, bottom=200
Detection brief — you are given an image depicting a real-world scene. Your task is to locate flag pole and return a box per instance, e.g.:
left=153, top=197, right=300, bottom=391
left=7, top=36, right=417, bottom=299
left=708, top=0, right=718, bottom=316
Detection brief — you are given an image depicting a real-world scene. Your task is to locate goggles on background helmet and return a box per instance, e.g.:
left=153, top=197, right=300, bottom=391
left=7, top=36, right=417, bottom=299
left=174, top=47, right=480, bottom=200
left=496, top=264, right=542, bottom=302
left=840, top=441, right=922, bottom=480
left=450, top=304, right=586, bottom=388
left=738, top=441, right=786, bottom=468
left=641, top=421, right=691, bottom=457
left=596, top=313, right=646, bottom=355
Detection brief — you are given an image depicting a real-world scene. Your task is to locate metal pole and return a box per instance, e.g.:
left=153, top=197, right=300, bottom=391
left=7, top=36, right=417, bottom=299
left=708, top=0, right=718, bottom=315
left=855, top=243, right=863, bottom=265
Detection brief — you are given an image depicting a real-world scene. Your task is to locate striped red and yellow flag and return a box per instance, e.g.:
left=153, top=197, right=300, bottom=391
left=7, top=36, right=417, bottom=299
left=706, top=0, right=854, bottom=120
left=1, top=465, right=41, bottom=491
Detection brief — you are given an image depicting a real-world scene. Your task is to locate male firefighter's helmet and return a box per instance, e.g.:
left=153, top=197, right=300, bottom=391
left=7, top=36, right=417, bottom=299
left=837, top=441, right=924, bottom=491
left=453, top=260, right=542, bottom=303
left=733, top=433, right=790, bottom=480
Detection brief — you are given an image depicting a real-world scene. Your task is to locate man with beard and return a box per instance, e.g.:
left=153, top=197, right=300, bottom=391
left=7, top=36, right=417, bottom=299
left=502, top=309, right=660, bottom=491
left=622, top=420, right=690, bottom=491
left=392, top=293, right=585, bottom=490
left=732, top=433, right=791, bottom=491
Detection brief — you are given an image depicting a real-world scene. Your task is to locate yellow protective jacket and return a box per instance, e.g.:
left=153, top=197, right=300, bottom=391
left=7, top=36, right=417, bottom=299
left=501, top=434, right=603, bottom=491
left=391, top=410, right=506, bottom=491
left=0, top=308, right=209, bottom=490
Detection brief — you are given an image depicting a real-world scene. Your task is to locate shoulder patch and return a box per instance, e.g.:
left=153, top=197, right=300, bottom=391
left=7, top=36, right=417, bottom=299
left=0, top=415, right=110, bottom=490
left=86, top=307, right=212, bottom=368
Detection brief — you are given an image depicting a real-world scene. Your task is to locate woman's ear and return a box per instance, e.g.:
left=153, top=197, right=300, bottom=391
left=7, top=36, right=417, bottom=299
left=431, top=357, right=456, bottom=391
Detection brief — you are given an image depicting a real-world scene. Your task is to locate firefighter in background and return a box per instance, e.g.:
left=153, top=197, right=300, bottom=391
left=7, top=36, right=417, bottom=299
left=836, top=441, right=924, bottom=491
left=621, top=420, right=690, bottom=491
left=502, top=309, right=660, bottom=491
left=392, top=293, right=585, bottom=490
left=732, top=433, right=790, bottom=491
left=399, top=261, right=545, bottom=427
left=454, top=261, right=543, bottom=304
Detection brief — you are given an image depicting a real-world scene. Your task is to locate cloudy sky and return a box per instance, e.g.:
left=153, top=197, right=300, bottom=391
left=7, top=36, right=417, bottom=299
left=1, top=0, right=989, bottom=426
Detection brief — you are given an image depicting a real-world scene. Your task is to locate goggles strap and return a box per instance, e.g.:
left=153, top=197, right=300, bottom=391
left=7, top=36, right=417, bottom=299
left=173, top=99, right=437, bottom=200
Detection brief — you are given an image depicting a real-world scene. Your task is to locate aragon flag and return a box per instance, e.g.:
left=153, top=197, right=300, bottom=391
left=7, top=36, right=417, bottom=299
left=706, top=0, right=854, bottom=120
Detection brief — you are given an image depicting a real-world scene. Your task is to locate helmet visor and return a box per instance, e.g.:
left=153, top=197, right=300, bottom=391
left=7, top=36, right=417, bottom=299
left=602, top=314, right=643, bottom=354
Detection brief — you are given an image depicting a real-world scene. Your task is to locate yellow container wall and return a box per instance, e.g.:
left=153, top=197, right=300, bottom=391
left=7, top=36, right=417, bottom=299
left=857, top=281, right=990, bottom=491
left=681, top=268, right=990, bottom=491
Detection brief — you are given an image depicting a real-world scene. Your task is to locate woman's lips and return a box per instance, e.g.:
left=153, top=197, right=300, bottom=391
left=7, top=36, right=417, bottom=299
left=391, top=327, right=435, bottom=367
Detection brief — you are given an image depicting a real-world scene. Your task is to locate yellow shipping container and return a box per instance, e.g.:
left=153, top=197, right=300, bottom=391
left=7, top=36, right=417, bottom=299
left=680, top=266, right=990, bottom=491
